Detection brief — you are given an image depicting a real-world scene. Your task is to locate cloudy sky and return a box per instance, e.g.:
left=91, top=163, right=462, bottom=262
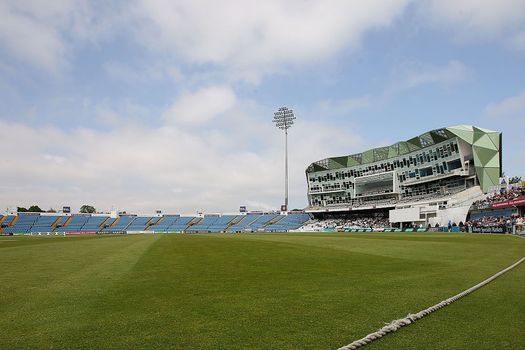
left=1, top=0, right=525, bottom=214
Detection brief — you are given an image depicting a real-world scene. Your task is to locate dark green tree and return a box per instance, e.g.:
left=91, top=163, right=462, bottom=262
left=79, top=205, right=96, bottom=214
left=28, top=205, right=44, bottom=212
left=509, top=176, right=522, bottom=184
left=17, top=207, right=28, bottom=212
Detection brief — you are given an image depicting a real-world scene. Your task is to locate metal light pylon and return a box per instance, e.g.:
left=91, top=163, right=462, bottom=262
left=273, top=107, right=296, bottom=211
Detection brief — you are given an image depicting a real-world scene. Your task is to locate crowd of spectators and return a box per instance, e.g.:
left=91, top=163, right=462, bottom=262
left=473, top=185, right=525, bottom=208
left=301, top=216, right=390, bottom=231
left=465, top=215, right=524, bottom=233
left=466, top=216, right=512, bottom=228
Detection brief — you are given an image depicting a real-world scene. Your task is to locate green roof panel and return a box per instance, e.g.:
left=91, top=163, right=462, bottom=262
left=307, top=124, right=501, bottom=192
left=374, top=147, right=389, bottom=161
left=312, top=163, right=327, bottom=172
left=398, top=142, right=410, bottom=155
left=406, top=137, right=422, bottom=150
left=429, top=130, right=449, bottom=144
left=448, top=128, right=474, bottom=144
left=331, top=156, right=348, bottom=168
left=484, top=153, right=500, bottom=168
left=484, top=168, right=500, bottom=188
left=487, top=133, right=501, bottom=149
left=473, top=145, right=498, bottom=166
left=350, top=154, right=362, bottom=165
left=473, top=127, right=486, bottom=143
left=347, top=157, right=360, bottom=167
left=362, top=149, right=375, bottom=163
left=449, top=125, right=473, bottom=131
left=387, top=144, right=399, bottom=158
left=474, top=134, right=498, bottom=150
left=419, top=132, right=434, bottom=147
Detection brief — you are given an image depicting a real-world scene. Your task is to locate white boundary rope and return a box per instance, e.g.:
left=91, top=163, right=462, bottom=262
left=337, top=256, right=525, bottom=350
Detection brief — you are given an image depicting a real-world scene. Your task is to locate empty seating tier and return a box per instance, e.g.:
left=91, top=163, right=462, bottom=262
left=169, top=217, right=194, bottom=231
left=186, top=216, right=218, bottom=232
left=31, top=215, right=62, bottom=232
left=3, top=214, right=39, bottom=234
left=1, top=213, right=310, bottom=234
left=151, top=215, right=180, bottom=231
left=1, top=215, right=16, bottom=227
left=126, top=217, right=159, bottom=231
left=206, top=215, right=239, bottom=232
left=265, top=214, right=311, bottom=231
left=81, top=216, right=109, bottom=232
left=103, top=216, right=135, bottom=233
left=55, top=215, right=90, bottom=233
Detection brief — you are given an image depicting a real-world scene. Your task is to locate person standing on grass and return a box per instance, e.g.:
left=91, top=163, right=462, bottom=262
left=516, top=216, right=524, bottom=233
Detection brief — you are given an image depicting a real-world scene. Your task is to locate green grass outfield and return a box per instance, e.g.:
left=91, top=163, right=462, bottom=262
left=0, top=232, right=524, bottom=349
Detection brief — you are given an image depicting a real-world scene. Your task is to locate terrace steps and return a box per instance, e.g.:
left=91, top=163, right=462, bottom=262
left=268, top=215, right=285, bottom=225
left=110, top=216, right=121, bottom=228
left=61, top=216, right=73, bottom=228
left=145, top=217, right=156, bottom=227
left=103, top=217, right=117, bottom=229
left=188, top=217, right=203, bottom=227
left=51, top=216, right=62, bottom=228
left=100, top=217, right=110, bottom=229
left=228, top=215, right=244, bottom=226
left=145, top=217, right=162, bottom=230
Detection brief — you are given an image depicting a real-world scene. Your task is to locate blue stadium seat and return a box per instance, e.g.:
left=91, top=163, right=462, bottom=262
left=168, top=217, right=194, bottom=231
left=30, top=215, right=62, bottom=233
left=150, top=215, right=180, bottom=231
left=80, top=216, right=110, bottom=232
left=187, top=215, right=239, bottom=232
left=1, top=215, right=16, bottom=227
left=55, top=215, right=90, bottom=233
left=102, top=216, right=135, bottom=233
left=186, top=216, right=220, bottom=232
left=125, top=217, right=159, bottom=232
left=4, top=214, right=39, bottom=233
left=225, top=214, right=279, bottom=232
left=264, top=214, right=311, bottom=231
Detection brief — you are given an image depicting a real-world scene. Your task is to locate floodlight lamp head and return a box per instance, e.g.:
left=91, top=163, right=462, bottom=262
left=273, top=106, right=296, bottom=131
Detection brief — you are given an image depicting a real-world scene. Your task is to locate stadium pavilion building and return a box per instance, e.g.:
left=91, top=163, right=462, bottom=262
left=305, top=125, right=502, bottom=227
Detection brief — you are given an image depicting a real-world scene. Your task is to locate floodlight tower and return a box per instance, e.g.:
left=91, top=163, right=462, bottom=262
left=273, top=107, right=296, bottom=211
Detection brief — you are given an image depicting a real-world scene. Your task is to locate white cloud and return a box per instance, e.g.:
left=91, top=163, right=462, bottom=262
left=133, top=0, right=410, bottom=81
left=163, top=86, right=237, bottom=125
left=0, top=99, right=363, bottom=214
left=43, top=154, right=66, bottom=164
left=0, top=0, right=124, bottom=72
left=421, top=0, right=525, bottom=42
left=5, top=0, right=524, bottom=78
left=0, top=1, right=67, bottom=72
left=484, top=90, right=525, bottom=119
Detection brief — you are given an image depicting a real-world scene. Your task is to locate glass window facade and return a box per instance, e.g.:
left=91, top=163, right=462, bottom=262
left=305, top=126, right=501, bottom=210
